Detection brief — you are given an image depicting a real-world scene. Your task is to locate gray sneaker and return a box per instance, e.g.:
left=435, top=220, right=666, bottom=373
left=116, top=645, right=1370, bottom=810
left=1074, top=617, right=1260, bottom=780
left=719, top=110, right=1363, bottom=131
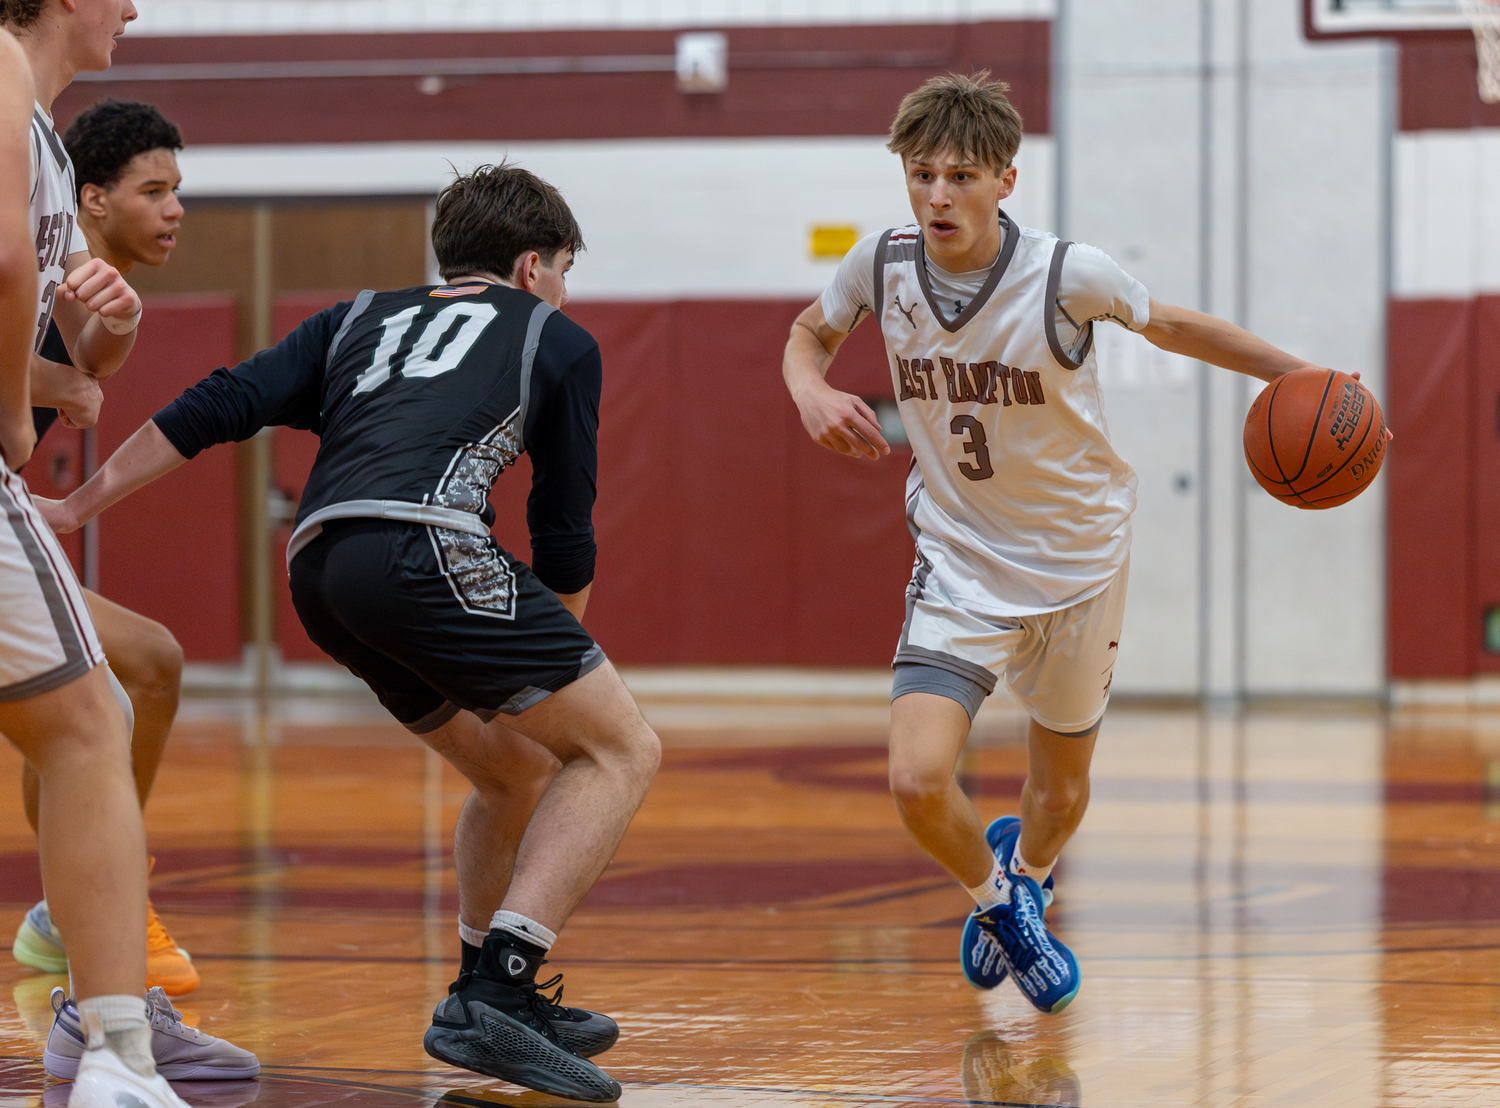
left=44, top=987, right=260, bottom=1081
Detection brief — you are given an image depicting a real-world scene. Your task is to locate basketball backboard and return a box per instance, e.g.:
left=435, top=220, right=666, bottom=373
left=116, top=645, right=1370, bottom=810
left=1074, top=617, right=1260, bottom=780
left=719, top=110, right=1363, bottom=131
left=1307, top=0, right=1471, bottom=35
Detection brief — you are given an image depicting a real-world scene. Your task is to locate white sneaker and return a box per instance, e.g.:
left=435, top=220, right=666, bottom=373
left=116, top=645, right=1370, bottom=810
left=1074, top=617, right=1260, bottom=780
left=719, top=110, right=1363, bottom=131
left=66, top=1044, right=192, bottom=1108
left=45, top=987, right=260, bottom=1081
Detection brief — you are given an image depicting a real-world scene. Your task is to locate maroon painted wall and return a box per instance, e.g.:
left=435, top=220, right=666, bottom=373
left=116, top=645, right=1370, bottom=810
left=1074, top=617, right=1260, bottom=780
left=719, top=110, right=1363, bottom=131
left=565, top=299, right=911, bottom=665
left=90, top=295, right=243, bottom=660
left=1401, top=39, right=1500, bottom=132
left=56, top=21, right=1051, bottom=146
left=1387, top=297, right=1500, bottom=679
left=204, top=293, right=918, bottom=667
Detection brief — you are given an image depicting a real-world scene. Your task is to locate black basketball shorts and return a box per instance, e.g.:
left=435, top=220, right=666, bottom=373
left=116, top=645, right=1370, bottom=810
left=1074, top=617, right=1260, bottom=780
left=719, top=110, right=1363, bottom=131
left=289, top=518, right=604, bottom=733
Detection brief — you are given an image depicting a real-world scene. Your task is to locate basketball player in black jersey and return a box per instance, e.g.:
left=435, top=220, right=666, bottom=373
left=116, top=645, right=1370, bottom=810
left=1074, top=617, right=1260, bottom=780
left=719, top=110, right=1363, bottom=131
left=40, top=163, right=660, bottom=1104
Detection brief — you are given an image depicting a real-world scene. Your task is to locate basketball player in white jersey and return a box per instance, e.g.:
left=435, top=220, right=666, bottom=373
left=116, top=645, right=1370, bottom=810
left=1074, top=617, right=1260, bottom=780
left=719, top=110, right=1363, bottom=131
left=0, top=23, right=191, bottom=1108
left=6, top=0, right=259, bottom=1092
left=784, top=73, right=1345, bottom=1013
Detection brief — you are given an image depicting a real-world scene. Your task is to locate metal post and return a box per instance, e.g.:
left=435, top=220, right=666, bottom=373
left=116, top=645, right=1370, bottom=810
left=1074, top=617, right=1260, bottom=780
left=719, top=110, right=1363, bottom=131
left=245, top=203, right=276, bottom=697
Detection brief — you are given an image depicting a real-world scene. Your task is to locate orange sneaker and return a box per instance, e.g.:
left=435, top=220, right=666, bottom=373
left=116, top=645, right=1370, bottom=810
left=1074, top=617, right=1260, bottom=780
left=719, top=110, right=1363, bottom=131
left=146, top=902, right=199, bottom=996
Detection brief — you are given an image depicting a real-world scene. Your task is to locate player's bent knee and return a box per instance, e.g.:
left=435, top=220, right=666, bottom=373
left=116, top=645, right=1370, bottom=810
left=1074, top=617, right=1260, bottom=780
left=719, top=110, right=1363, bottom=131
left=889, top=764, right=950, bottom=811
left=8, top=673, right=134, bottom=774
left=143, top=626, right=185, bottom=690
left=1027, top=779, right=1089, bottom=817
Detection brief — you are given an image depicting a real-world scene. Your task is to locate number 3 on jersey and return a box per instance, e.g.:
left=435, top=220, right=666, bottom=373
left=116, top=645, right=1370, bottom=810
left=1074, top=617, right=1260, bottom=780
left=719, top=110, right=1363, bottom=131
left=950, top=415, right=994, bottom=481
left=352, top=301, right=498, bottom=395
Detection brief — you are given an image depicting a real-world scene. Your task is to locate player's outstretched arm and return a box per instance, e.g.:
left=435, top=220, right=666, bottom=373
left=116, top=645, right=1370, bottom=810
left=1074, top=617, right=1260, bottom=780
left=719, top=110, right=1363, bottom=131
left=0, top=32, right=37, bottom=469
left=783, top=298, right=890, bottom=461
left=1141, top=299, right=1316, bottom=382
left=35, top=419, right=187, bottom=533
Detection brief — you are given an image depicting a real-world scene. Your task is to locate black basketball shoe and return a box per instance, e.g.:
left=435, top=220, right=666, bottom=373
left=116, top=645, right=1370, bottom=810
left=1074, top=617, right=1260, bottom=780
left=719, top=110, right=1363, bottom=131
left=424, top=938, right=621, bottom=1102
left=443, top=970, right=619, bottom=1058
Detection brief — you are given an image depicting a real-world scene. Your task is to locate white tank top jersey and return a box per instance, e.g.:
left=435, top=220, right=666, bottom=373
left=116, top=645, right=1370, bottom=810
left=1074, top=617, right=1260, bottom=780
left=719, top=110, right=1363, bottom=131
left=28, top=103, right=85, bottom=355
left=821, top=212, right=1148, bottom=617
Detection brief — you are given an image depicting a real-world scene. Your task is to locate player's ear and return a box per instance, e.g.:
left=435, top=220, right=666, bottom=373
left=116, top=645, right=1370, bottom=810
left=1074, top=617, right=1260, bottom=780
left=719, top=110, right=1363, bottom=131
left=78, top=183, right=108, bottom=222
left=514, top=251, right=542, bottom=293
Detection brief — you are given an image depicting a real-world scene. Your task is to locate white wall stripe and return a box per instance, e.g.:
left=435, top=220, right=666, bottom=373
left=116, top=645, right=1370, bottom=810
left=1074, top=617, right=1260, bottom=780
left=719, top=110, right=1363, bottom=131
left=175, top=136, right=1057, bottom=299
left=1394, top=129, right=1500, bottom=298
left=132, top=0, right=1056, bottom=37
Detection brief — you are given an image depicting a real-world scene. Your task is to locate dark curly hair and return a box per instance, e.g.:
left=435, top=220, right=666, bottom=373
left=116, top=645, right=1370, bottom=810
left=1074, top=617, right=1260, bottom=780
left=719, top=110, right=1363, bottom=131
left=0, top=0, right=46, bottom=29
left=63, top=100, right=183, bottom=198
left=432, top=162, right=584, bottom=282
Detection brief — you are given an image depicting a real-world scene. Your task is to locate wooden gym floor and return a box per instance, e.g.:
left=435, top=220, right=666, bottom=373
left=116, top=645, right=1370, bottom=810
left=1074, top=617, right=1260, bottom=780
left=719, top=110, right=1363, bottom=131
left=0, top=684, right=1497, bottom=1108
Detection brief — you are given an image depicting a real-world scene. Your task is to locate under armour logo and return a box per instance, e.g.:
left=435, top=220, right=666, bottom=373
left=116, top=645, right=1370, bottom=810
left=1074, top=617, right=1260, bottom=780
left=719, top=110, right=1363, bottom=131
left=506, top=954, right=527, bottom=976
left=894, top=296, right=918, bottom=328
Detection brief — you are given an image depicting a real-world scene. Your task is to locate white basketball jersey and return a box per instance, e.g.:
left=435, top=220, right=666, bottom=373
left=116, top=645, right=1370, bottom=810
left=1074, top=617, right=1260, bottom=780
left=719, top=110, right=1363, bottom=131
left=28, top=104, right=84, bottom=354
left=874, top=212, right=1137, bottom=616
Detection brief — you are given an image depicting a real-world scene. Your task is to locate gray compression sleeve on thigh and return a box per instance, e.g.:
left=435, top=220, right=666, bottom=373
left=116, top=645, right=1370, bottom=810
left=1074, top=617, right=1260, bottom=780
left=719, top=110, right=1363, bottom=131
left=892, top=662, right=989, bottom=722
left=104, top=664, right=134, bottom=741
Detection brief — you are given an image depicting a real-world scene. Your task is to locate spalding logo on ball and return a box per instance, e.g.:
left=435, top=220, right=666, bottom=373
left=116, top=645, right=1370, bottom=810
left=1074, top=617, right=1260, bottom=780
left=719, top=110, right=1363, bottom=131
left=1243, top=368, right=1387, bottom=509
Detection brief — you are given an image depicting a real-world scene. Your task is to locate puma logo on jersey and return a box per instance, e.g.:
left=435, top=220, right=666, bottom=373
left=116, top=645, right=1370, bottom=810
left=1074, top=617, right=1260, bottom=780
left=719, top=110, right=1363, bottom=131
left=1108, top=641, right=1118, bottom=650
left=894, top=295, right=918, bottom=329
left=897, top=355, right=1047, bottom=408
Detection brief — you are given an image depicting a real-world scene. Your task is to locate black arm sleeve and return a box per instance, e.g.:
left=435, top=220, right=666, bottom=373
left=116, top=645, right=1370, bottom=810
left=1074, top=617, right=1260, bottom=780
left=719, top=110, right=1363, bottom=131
left=151, top=304, right=350, bottom=459
left=30, top=321, right=70, bottom=443
left=523, top=312, right=600, bottom=595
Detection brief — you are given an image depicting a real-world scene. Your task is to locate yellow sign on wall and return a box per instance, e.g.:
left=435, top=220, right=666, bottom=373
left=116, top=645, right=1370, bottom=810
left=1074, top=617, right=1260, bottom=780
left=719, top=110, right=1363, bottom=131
left=809, top=225, right=859, bottom=259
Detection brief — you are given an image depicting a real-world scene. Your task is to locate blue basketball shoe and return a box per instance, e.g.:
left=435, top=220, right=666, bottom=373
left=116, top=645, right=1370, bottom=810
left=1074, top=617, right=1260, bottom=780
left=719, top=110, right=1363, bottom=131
left=991, top=870, right=1080, bottom=1014
left=985, top=816, right=1055, bottom=911
left=960, top=902, right=1009, bottom=990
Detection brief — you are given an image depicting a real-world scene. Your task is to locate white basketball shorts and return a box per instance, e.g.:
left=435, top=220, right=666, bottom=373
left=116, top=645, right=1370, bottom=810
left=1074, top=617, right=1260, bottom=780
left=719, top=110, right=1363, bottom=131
left=0, top=468, right=105, bottom=701
left=892, top=556, right=1129, bottom=734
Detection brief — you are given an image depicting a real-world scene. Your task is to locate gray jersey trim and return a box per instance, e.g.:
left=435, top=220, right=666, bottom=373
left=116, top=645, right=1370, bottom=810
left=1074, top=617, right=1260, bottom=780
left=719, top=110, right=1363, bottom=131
left=32, top=110, right=66, bottom=173
left=0, top=475, right=93, bottom=701
left=28, top=127, right=41, bottom=204
left=324, top=289, right=375, bottom=369
left=515, top=301, right=557, bottom=452
left=405, top=700, right=461, bottom=735
left=1044, top=240, right=1094, bottom=370
left=285, top=499, right=490, bottom=569
left=496, top=644, right=607, bottom=716
left=871, top=229, right=895, bottom=324
left=913, top=209, right=1019, bottom=335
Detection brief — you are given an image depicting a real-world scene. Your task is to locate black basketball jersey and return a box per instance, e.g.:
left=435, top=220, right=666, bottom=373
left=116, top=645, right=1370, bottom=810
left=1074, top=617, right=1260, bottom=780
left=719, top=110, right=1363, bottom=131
left=155, top=282, right=601, bottom=594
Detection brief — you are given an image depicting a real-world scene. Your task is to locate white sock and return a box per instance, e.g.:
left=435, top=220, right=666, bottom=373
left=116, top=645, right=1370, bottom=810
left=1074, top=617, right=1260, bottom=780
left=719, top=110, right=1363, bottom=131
left=1011, top=849, right=1055, bottom=887
left=964, top=856, right=1011, bottom=911
left=77, top=994, right=155, bottom=1078
left=490, top=910, right=556, bottom=951
left=457, top=919, right=487, bottom=948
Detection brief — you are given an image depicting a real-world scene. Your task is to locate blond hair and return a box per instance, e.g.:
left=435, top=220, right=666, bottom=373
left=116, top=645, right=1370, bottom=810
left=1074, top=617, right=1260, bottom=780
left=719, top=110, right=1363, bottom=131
left=887, top=71, right=1023, bottom=174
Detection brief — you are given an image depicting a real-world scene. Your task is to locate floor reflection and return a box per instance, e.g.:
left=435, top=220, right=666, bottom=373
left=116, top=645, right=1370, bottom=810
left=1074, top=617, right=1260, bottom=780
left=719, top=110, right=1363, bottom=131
left=0, top=700, right=1498, bottom=1105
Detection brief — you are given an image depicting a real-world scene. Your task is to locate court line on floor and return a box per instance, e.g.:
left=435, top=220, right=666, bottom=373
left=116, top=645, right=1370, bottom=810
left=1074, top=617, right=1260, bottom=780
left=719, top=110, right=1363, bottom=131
left=259, top=1068, right=1082, bottom=1108
left=159, top=941, right=1500, bottom=967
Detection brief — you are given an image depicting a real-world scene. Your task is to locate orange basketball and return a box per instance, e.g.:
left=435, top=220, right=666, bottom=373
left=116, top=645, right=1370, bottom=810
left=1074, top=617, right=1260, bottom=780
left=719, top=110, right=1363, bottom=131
left=1243, top=368, right=1387, bottom=509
